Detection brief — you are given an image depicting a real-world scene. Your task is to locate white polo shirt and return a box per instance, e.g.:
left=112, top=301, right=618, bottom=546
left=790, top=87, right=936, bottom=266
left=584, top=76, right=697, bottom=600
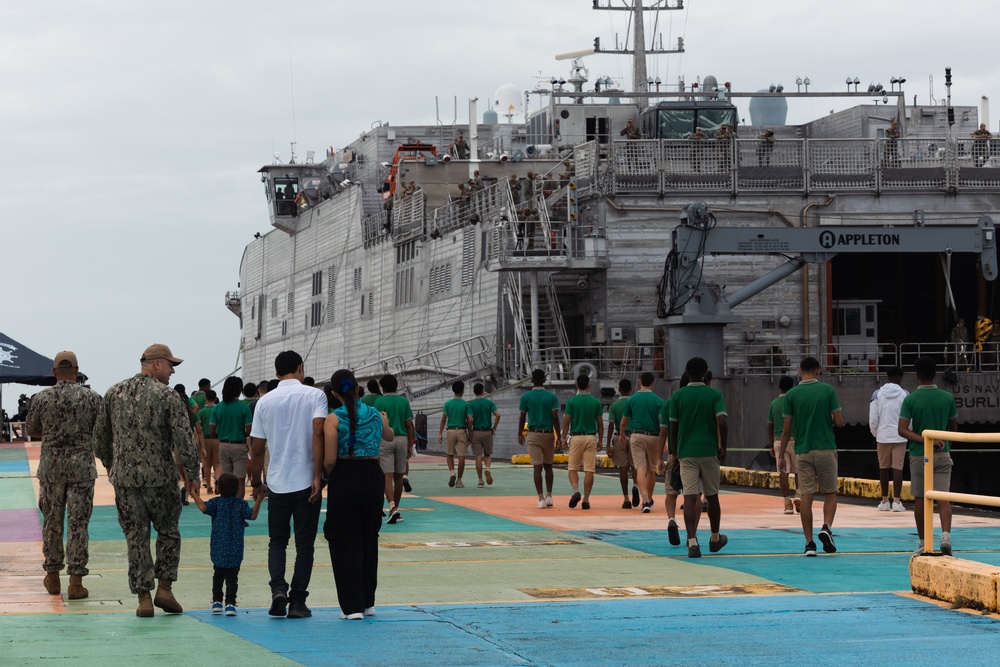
left=250, top=379, right=328, bottom=494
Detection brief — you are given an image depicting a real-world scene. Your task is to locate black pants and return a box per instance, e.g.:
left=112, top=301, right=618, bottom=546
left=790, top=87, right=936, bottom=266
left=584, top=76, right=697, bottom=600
left=325, top=459, right=384, bottom=615
left=212, top=565, right=240, bottom=605
left=266, top=487, right=321, bottom=602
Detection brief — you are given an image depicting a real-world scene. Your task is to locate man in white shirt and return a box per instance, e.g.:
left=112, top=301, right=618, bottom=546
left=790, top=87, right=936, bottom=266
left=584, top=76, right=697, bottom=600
left=869, top=366, right=909, bottom=512
left=250, top=350, right=327, bottom=619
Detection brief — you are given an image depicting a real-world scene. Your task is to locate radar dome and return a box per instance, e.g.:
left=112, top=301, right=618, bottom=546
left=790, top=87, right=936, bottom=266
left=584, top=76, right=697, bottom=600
left=749, top=91, right=788, bottom=126
left=494, top=84, right=522, bottom=120
left=703, top=75, right=719, bottom=93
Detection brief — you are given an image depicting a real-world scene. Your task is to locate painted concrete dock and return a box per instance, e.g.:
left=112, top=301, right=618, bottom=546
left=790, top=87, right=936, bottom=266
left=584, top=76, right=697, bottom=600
left=4, top=439, right=1000, bottom=666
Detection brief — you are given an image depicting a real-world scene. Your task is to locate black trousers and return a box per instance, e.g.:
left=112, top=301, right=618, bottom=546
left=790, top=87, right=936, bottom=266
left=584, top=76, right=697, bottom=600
left=266, top=487, right=321, bottom=601
left=212, top=565, right=240, bottom=604
left=325, top=459, right=384, bottom=615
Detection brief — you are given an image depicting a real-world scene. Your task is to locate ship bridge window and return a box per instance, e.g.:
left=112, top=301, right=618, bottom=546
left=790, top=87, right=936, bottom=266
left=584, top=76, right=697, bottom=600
left=273, top=178, right=299, bottom=217
left=654, top=107, right=737, bottom=139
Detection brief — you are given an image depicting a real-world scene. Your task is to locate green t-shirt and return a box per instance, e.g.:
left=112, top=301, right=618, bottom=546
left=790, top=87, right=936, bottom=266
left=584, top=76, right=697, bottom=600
left=210, top=399, right=253, bottom=442
left=783, top=380, right=841, bottom=453
left=899, top=385, right=958, bottom=457
left=669, top=383, right=726, bottom=458
left=768, top=394, right=787, bottom=441
left=519, top=388, right=559, bottom=429
left=198, top=404, right=215, bottom=436
left=374, top=393, right=413, bottom=436
left=443, top=397, right=470, bottom=428
left=607, top=396, right=628, bottom=436
left=468, top=397, right=498, bottom=430
left=564, top=392, right=602, bottom=435
left=361, top=393, right=380, bottom=407
left=623, top=390, right=664, bottom=433
left=660, top=398, right=672, bottom=428
left=191, top=391, right=207, bottom=409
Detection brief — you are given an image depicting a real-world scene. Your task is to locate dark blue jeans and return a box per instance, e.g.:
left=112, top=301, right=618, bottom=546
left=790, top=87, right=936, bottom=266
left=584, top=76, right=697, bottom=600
left=266, top=486, right=320, bottom=601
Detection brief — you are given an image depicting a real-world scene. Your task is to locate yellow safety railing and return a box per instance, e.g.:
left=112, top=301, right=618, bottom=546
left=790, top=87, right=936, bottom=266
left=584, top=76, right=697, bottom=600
left=921, top=430, right=1000, bottom=553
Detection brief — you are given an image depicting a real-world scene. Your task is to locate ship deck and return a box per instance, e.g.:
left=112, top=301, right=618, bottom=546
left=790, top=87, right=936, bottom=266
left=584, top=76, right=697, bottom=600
left=4, top=440, right=1000, bottom=665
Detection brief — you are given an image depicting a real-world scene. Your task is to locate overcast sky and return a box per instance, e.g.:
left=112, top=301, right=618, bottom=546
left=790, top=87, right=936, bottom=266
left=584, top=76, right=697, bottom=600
left=2, top=0, right=995, bottom=410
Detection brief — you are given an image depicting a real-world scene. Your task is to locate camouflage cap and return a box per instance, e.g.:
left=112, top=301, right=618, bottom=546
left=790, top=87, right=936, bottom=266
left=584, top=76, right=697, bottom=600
left=53, top=351, right=78, bottom=368
left=141, top=343, right=183, bottom=365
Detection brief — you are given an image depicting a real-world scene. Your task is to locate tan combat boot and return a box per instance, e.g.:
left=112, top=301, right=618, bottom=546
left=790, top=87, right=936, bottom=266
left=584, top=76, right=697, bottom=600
left=67, top=574, right=88, bottom=600
left=43, top=571, right=60, bottom=595
left=153, top=579, right=183, bottom=614
left=136, top=591, right=154, bottom=617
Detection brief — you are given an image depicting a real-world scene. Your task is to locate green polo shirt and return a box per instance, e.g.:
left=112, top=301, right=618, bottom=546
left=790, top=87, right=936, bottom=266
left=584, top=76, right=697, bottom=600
left=361, top=393, right=380, bottom=407
left=564, top=392, right=602, bottom=435
left=198, top=404, right=215, bottom=436
left=899, top=385, right=958, bottom=457
left=783, top=379, right=841, bottom=453
left=468, top=397, right=498, bottom=430
left=191, top=392, right=207, bottom=409
left=669, top=383, right=726, bottom=458
left=443, top=398, right=470, bottom=428
left=374, top=393, right=412, bottom=436
left=519, top=387, right=559, bottom=430
left=623, top=390, right=664, bottom=433
left=660, top=398, right=672, bottom=428
left=607, top=396, right=628, bottom=436
left=768, top=394, right=787, bottom=440
left=210, top=399, right=253, bottom=443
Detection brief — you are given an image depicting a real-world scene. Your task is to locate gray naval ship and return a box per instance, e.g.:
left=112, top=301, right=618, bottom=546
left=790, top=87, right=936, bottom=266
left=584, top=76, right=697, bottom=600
left=228, top=1, right=1000, bottom=495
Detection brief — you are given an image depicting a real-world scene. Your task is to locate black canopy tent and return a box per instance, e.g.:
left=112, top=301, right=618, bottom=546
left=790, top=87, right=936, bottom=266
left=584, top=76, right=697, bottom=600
left=0, top=332, right=57, bottom=421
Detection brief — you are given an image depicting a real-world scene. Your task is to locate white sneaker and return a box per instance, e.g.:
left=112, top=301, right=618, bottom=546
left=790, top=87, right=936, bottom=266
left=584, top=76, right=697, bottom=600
left=913, top=544, right=925, bottom=557
left=364, top=607, right=376, bottom=616
left=891, top=500, right=905, bottom=512
left=544, top=496, right=553, bottom=507
left=877, top=499, right=891, bottom=511
left=940, top=534, right=952, bottom=556
left=537, top=499, right=547, bottom=509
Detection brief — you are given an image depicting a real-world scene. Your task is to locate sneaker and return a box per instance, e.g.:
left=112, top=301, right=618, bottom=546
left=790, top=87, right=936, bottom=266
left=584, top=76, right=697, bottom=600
left=793, top=497, right=801, bottom=514
left=477, top=480, right=485, bottom=488
left=537, top=499, right=547, bottom=509
left=940, top=535, right=953, bottom=556
left=631, top=485, right=640, bottom=508
left=455, top=479, right=465, bottom=489
left=818, top=525, right=837, bottom=553
left=877, top=499, right=891, bottom=511
left=448, top=474, right=456, bottom=487
left=804, top=541, right=817, bottom=557
left=364, top=607, right=376, bottom=616
left=783, top=498, right=794, bottom=515
left=648, top=498, right=655, bottom=510
left=484, top=469, right=493, bottom=485
left=403, top=477, right=412, bottom=492
left=545, top=496, right=553, bottom=507
left=387, top=510, right=401, bottom=524
left=667, top=520, right=680, bottom=546
left=709, top=534, right=728, bottom=553
left=688, top=540, right=702, bottom=558
left=286, top=599, right=312, bottom=619
left=225, top=604, right=237, bottom=616
left=892, top=500, right=905, bottom=512
left=913, top=544, right=925, bottom=557
left=621, top=499, right=632, bottom=509
left=268, top=591, right=287, bottom=617
left=569, top=491, right=582, bottom=508
left=640, top=502, right=651, bottom=513
left=581, top=501, right=591, bottom=510
left=339, top=612, right=364, bottom=620
left=212, top=601, right=223, bottom=614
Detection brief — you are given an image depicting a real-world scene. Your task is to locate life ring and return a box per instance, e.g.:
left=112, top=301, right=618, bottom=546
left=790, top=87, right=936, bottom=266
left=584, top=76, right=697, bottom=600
left=571, top=362, right=598, bottom=380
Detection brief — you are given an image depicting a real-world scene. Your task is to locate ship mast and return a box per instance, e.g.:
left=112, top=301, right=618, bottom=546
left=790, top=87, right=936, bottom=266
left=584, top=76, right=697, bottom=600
left=592, top=1, right=685, bottom=109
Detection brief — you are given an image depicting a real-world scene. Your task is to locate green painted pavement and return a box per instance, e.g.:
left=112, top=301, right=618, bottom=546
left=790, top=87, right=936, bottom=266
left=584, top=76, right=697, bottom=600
left=0, top=477, right=39, bottom=510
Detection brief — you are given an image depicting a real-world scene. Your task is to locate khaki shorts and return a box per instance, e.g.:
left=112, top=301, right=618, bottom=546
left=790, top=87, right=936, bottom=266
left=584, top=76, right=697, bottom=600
left=774, top=439, right=796, bottom=474
left=203, top=438, right=220, bottom=469
left=471, top=431, right=494, bottom=457
left=611, top=434, right=633, bottom=468
left=679, top=456, right=721, bottom=496
left=664, top=457, right=681, bottom=495
left=220, top=442, right=249, bottom=480
left=629, top=433, right=661, bottom=471
left=909, top=452, right=953, bottom=498
left=877, top=441, right=906, bottom=470
left=446, top=429, right=469, bottom=457
left=568, top=435, right=598, bottom=473
left=526, top=431, right=555, bottom=466
left=380, top=435, right=409, bottom=474
left=795, top=449, right=838, bottom=495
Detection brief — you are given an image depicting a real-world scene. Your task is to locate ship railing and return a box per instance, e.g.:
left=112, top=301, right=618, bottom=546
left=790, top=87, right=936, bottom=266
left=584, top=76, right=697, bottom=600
left=362, top=210, right=390, bottom=248
left=725, top=343, right=818, bottom=379
left=573, top=141, right=600, bottom=198
left=503, top=273, right=534, bottom=376
left=391, top=189, right=426, bottom=243
left=351, top=356, right=407, bottom=385
left=395, top=336, right=497, bottom=398
left=604, top=137, right=993, bottom=194
left=528, top=344, right=638, bottom=381
left=900, top=341, right=1000, bottom=374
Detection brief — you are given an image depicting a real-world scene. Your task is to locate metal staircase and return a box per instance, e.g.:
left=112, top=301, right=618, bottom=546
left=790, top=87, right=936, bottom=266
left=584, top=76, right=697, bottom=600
left=503, top=272, right=571, bottom=378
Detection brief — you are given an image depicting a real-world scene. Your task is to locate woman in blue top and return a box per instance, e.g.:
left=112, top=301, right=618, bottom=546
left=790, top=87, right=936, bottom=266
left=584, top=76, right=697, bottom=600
left=323, top=369, right=393, bottom=620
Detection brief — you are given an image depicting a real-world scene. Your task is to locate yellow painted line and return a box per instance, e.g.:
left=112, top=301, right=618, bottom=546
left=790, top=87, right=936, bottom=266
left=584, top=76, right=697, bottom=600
left=380, top=539, right=582, bottom=549
left=520, top=583, right=804, bottom=599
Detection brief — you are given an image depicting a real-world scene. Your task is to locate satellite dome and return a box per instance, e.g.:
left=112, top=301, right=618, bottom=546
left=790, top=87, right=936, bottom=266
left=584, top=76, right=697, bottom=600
left=749, top=91, right=788, bottom=126
left=494, top=84, right=522, bottom=120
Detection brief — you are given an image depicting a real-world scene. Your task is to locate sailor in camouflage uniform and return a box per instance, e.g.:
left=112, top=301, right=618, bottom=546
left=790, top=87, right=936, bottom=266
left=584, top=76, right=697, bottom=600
left=93, top=344, right=200, bottom=617
left=25, top=351, right=102, bottom=600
